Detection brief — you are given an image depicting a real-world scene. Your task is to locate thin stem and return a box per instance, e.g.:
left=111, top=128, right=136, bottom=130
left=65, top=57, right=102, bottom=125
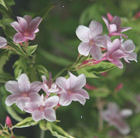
left=40, top=130, right=45, bottom=138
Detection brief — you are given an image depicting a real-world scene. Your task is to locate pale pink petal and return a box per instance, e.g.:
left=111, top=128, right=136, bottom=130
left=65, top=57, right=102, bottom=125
left=112, top=59, right=123, bottom=69
left=90, top=45, right=102, bottom=60
left=44, top=109, right=56, bottom=122
left=42, top=75, right=47, bottom=83
left=102, top=17, right=109, bottom=29
left=75, top=89, right=89, bottom=99
left=5, top=94, right=19, bottom=106
left=121, top=27, right=132, bottom=32
left=109, top=24, right=117, bottom=33
left=69, top=73, right=86, bottom=90
left=56, top=77, right=68, bottom=90
left=35, top=28, right=39, bottom=33
left=29, top=17, right=42, bottom=32
left=11, top=21, right=22, bottom=32
left=111, top=16, right=121, bottom=27
left=5, top=81, right=19, bottom=93
left=78, top=42, right=91, bottom=56
left=29, top=93, right=40, bottom=102
left=72, top=94, right=86, bottom=105
left=16, top=97, right=30, bottom=110
left=122, top=40, right=135, bottom=53
left=0, top=36, right=7, bottom=48
left=113, top=50, right=125, bottom=59
left=76, top=25, right=90, bottom=42
left=17, top=16, right=28, bottom=31
left=107, top=39, right=121, bottom=54
left=18, top=74, right=30, bottom=92
left=32, top=110, right=44, bottom=121
left=45, top=96, right=59, bottom=108
left=59, top=93, right=72, bottom=106
left=24, top=33, right=35, bottom=40
left=124, top=52, right=137, bottom=62
left=30, top=81, right=42, bottom=92
left=24, top=15, right=32, bottom=24
left=120, top=109, right=133, bottom=117
left=95, top=35, right=109, bottom=48
left=89, top=20, right=103, bottom=37
left=108, top=102, right=119, bottom=113
left=13, top=33, right=25, bottom=43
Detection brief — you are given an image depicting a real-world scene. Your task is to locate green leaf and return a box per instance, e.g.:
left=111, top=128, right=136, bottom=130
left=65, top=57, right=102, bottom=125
left=47, top=122, right=75, bottom=138
left=0, top=0, right=7, bottom=9
left=36, top=65, right=48, bottom=76
left=77, top=68, right=98, bottom=78
left=77, top=61, right=116, bottom=74
left=12, top=117, right=38, bottom=129
left=26, top=45, right=38, bottom=56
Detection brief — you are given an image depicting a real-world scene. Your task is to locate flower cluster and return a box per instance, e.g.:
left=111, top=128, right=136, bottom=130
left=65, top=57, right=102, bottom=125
left=101, top=102, right=132, bottom=135
left=5, top=73, right=89, bottom=122
left=76, top=13, right=137, bottom=68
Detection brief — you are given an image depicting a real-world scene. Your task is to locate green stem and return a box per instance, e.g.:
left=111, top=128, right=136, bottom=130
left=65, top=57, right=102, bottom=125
left=40, top=130, right=45, bottom=138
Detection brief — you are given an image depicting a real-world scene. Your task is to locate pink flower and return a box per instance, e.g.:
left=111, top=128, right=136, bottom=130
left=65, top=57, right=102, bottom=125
left=101, top=102, right=132, bottom=135
left=11, top=15, right=42, bottom=43
left=76, top=20, right=108, bottom=60
left=115, top=83, right=123, bottom=92
left=26, top=95, right=59, bottom=122
left=102, top=13, right=131, bottom=37
left=56, top=72, right=89, bottom=106
left=5, top=73, right=42, bottom=110
left=121, top=39, right=137, bottom=63
left=41, top=75, right=59, bottom=96
left=0, top=36, right=7, bottom=48
left=5, top=116, right=12, bottom=128
left=104, top=39, right=137, bottom=68
left=134, top=11, right=140, bottom=19
left=104, top=39, right=125, bottom=68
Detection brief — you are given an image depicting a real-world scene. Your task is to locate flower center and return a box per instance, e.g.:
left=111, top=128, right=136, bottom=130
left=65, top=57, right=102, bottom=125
left=89, top=39, right=94, bottom=46
left=21, top=92, right=29, bottom=97
left=67, top=90, right=72, bottom=94
left=24, top=32, right=30, bottom=37
left=39, top=105, right=45, bottom=111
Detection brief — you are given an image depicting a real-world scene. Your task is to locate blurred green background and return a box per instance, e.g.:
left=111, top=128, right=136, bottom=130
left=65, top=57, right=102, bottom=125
left=0, top=0, right=140, bottom=137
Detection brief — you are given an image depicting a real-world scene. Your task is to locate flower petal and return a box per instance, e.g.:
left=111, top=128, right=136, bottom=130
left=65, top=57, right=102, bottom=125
left=5, top=94, right=19, bottom=106
left=29, top=17, right=42, bottom=32
left=44, top=109, right=56, bottom=122
left=121, top=27, right=132, bottom=32
left=11, top=21, right=22, bottom=32
left=90, top=45, right=102, bottom=60
left=109, top=24, right=117, bottom=33
left=18, top=74, right=30, bottom=92
left=89, top=20, right=103, bottom=37
left=17, top=16, right=28, bottom=31
left=107, top=39, right=121, bottom=54
left=13, top=33, right=25, bottom=43
left=122, top=40, right=135, bottom=53
left=56, top=77, right=68, bottom=90
left=124, top=52, right=137, bottom=62
left=30, top=81, right=42, bottom=92
left=75, top=89, right=89, bottom=99
left=5, top=81, right=19, bottom=93
left=32, top=110, right=44, bottom=121
left=24, top=15, right=32, bottom=24
left=71, top=94, right=86, bottom=105
left=112, top=59, right=123, bottom=69
left=59, top=93, right=72, bottom=106
left=120, top=109, right=133, bottom=117
left=69, top=72, right=86, bottom=90
left=78, top=42, right=91, bottom=56
left=111, top=16, right=121, bottom=27
left=45, top=96, right=59, bottom=108
left=0, top=36, right=7, bottom=48
left=102, top=17, right=109, bottom=29
left=76, top=25, right=90, bottom=42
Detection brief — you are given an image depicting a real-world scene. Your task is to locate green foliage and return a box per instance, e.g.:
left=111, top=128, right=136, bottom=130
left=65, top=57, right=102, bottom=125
left=12, top=117, right=38, bottom=129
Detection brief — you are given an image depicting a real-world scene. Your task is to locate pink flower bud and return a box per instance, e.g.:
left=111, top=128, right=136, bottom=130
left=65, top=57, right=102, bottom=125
left=85, top=83, right=97, bottom=90
left=115, top=83, right=123, bottom=92
left=134, top=11, right=140, bottom=19
left=5, top=116, right=12, bottom=128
